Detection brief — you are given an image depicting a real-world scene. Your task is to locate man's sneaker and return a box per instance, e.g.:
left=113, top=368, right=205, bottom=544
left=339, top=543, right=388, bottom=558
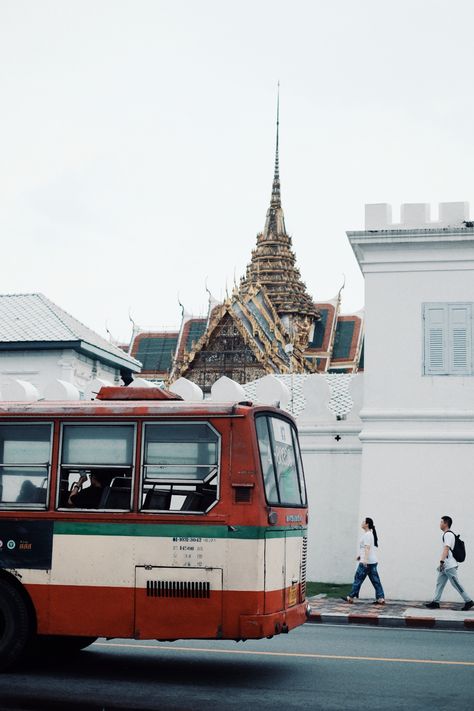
left=425, top=601, right=440, bottom=609
left=462, top=600, right=474, bottom=611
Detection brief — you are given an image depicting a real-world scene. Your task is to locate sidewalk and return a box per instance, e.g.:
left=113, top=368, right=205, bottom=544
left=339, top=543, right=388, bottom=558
left=307, top=595, right=474, bottom=631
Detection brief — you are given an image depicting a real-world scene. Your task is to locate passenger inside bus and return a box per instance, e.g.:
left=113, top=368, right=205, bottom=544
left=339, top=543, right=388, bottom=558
left=68, top=471, right=107, bottom=508
left=16, top=479, right=37, bottom=503
left=65, top=469, right=132, bottom=509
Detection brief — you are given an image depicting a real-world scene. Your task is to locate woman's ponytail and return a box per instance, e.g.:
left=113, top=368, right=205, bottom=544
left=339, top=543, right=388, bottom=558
left=365, top=517, right=379, bottom=547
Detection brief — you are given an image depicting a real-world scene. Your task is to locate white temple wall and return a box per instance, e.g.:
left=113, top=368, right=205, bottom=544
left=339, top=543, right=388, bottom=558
left=299, top=423, right=361, bottom=583
left=359, top=440, right=474, bottom=601
left=349, top=203, right=474, bottom=601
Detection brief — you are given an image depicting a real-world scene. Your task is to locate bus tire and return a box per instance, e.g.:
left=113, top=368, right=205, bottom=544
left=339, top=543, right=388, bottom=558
left=0, top=579, right=31, bottom=672
left=32, top=635, right=98, bottom=655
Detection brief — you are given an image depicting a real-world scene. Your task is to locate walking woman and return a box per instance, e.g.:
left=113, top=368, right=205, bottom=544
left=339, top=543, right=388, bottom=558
left=343, top=517, right=385, bottom=604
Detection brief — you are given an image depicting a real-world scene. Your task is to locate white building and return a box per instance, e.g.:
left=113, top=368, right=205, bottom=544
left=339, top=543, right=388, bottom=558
left=0, top=293, right=141, bottom=400
left=347, top=202, right=474, bottom=601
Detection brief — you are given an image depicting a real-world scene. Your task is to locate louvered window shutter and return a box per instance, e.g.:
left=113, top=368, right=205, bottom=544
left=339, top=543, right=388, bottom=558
left=424, top=305, right=448, bottom=374
left=448, top=304, right=471, bottom=375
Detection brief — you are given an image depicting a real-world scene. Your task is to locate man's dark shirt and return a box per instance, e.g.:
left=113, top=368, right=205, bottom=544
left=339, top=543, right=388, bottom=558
left=69, top=486, right=103, bottom=508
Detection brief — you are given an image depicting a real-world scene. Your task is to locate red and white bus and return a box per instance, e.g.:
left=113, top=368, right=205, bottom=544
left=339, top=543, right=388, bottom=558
left=0, top=386, right=308, bottom=670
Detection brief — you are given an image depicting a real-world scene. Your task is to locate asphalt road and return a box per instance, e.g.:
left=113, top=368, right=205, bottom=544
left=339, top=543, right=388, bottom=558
left=0, top=624, right=473, bottom=711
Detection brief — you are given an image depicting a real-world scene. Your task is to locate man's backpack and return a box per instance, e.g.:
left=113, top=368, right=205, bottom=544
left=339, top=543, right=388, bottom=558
left=444, top=531, right=466, bottom=563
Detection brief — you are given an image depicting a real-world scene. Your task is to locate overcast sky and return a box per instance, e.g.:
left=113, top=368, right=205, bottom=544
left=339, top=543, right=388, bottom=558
left=1, top=1, right=473, bottom=344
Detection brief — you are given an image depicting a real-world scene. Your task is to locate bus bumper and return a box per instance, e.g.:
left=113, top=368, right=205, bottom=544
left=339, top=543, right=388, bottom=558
left=239, top=601, right=308, bottom=639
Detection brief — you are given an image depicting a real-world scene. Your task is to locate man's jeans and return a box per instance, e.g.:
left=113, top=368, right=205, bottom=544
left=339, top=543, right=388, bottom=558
left=434, top=566, right=471, bottom=602
left=349, top=563, right=385, bottom=600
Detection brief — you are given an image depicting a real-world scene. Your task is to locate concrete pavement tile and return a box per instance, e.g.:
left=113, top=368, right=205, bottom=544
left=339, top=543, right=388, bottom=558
left=306, top=596, right=474, bottom=630
left=404, top=607, right=474, bottom=620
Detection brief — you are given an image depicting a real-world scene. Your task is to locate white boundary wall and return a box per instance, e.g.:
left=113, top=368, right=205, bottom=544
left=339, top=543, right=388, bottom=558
left=297, top=375, right=363, bottom=583
left=348, top=204, right=474, bottom=601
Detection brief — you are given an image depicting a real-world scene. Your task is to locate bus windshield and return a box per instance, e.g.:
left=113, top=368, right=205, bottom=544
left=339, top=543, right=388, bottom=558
left=255, top=414, right=306, bottom=507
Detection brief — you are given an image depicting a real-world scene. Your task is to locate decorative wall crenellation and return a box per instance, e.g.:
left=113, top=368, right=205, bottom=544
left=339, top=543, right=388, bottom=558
left=364, top=202, right=471, bottom=231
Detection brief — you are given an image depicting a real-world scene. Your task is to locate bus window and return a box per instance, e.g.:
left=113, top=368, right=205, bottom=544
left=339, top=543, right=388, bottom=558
left=291, top=427, right=307, bottom=506
left=58, top=424, right=135, bottom=510
left=256, top=415, right=305, bottom=507
left=255, top=417, right=279, bottom=504
left=0, top=424, right=52, bottom=509
left=141, top=422, right=219, bottom=513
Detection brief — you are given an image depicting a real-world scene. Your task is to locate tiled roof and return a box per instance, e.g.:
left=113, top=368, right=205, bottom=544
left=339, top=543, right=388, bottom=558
left=0, top=293, right=140, bottom=370
left=174, top=318, right=207, bottom=365
left=184, top=319, right=207, bottom=352
left=308, top=304, right=339, bottom=351
left=132, top=332, right=179, bottom=373
left=331, top=315, right=363, bottom=364
left=332, top=319, right=355, bottom=359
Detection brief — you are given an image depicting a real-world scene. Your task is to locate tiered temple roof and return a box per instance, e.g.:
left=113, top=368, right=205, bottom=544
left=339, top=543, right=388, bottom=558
left=128, top=97, right=363, bottom=386
left=239, top=99, right=319, bottom=323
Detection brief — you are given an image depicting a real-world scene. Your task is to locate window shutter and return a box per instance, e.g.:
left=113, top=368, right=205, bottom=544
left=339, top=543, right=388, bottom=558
left=424, top=305, right=447, bottom=374
left=449, top=305, right=471, bottom=375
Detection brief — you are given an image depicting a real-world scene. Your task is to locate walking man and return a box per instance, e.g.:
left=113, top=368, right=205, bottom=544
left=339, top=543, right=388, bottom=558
left=425, top=516, right=473, bottom=611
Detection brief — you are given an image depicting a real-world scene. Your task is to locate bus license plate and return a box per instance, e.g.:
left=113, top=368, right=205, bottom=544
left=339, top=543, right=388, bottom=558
left=288, top=584, right=297, bottom=606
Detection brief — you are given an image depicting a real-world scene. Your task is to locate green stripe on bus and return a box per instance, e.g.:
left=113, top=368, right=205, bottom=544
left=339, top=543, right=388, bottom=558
left=53, top=521, right=307, bottom=540
left=264, top=528, right=308, bottom=539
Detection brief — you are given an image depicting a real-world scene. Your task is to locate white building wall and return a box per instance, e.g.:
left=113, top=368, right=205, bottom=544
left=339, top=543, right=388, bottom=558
left=300, top=423, right=361, bottom=583
left=349, top=203, right=474, bottom=601
left=0, top=349, right=120, bottom=399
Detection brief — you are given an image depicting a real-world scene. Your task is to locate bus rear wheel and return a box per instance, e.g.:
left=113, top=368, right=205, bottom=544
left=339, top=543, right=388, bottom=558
left=0, top=579, right=31, bottom=672
left=33, top=635, right=98, bottom=655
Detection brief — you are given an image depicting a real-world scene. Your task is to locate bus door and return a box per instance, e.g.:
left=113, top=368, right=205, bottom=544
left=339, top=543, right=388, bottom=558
left=264, top=530, right=302, bottom=613
left=134, top=566, right=223, bottom=639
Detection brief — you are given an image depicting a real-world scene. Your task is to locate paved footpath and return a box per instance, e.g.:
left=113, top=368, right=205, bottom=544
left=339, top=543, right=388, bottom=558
left=307, top=596, right=474, bottom=630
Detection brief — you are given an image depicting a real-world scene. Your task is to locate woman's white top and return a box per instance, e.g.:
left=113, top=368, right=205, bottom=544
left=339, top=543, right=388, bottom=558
left=359, top=530, right=377, bottom=564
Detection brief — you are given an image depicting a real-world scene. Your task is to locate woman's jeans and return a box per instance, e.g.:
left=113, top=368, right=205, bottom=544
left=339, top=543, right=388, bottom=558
left=349, top=563, right=385, bottom=600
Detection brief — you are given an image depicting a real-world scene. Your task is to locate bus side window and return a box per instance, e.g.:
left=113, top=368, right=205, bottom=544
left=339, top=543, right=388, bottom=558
left=0, top=424, right=52, bottom=510
left=57, top=424, right=135, bottom=510
left=140, top=422, right=220, bottom=513
left=255, top=417, right=279, bottom=504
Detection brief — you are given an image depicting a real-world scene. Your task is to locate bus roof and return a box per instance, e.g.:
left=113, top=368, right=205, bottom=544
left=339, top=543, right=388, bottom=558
left=0, top=399, right=291, bottom=419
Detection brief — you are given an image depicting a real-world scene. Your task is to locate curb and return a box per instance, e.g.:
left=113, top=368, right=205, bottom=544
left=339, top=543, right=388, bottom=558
left=307, top=611, right=474, bottom=631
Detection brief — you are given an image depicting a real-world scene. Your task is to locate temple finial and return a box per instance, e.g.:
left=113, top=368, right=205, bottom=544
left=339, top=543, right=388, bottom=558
left=271, top=82, right=281, bottom=206
left=275, top=81, right=280, bottom=180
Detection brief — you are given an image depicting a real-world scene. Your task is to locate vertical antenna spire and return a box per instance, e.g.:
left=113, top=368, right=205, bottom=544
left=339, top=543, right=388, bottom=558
left=271, top=81, right=281, bottom=207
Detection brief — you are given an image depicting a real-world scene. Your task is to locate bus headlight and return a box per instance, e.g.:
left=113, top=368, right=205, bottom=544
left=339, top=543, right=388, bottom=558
left=268, top=510, right=278, bottom=525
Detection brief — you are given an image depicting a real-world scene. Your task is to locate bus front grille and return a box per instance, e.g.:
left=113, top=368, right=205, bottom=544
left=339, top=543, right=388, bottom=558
left=300, top=536, right=307, bottom=599
left=146, top=580, right=211, bottom=599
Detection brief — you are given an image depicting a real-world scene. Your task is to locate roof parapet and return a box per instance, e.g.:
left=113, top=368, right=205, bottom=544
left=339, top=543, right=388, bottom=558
left=365, top=202, right=470, bottom=231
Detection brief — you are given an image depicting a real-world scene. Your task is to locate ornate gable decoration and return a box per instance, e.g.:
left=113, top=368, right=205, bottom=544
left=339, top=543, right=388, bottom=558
left=170, top=283, right=311, bottom=391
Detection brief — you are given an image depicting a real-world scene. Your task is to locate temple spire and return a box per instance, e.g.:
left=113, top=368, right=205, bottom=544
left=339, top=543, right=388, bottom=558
left=271, top=82, right=281, bottom=207
left=263, top=82, right=286, bottom=237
